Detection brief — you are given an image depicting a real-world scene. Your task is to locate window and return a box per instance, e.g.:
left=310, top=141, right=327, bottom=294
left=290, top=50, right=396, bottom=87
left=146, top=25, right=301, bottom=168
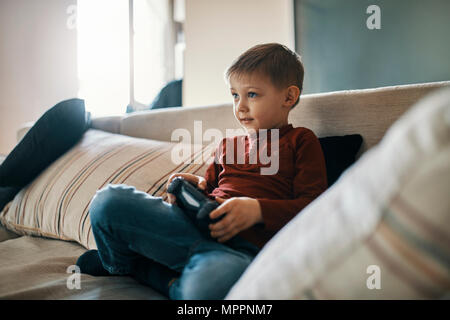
left=77, top=0, right=184, bottom=117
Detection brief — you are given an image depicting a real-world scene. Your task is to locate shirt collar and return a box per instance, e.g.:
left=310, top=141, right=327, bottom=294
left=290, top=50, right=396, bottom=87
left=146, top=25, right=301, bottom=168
left=246, top=124, right=293, bottom=141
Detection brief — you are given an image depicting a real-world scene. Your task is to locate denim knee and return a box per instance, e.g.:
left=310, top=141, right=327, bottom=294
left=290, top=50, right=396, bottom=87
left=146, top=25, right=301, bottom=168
left=89, top=184, right=132, bottom=229
left=170, top=250, right=253, bottom=300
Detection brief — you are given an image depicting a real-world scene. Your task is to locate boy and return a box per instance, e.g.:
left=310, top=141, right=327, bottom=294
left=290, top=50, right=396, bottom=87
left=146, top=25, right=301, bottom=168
left=76, top=43, right=328, bottom=299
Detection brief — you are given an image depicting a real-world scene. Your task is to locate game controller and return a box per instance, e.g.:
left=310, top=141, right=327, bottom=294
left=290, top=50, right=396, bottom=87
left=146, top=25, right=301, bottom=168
left=167, top=177, right=222, bottom=235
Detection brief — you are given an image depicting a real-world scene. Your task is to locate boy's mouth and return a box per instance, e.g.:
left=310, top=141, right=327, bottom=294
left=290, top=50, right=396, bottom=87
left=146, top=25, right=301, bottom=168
left=240, top=118, right=254, bottom=123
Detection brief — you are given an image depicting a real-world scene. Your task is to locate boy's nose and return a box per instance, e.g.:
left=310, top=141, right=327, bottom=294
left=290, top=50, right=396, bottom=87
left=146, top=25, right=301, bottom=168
left=237, top=99, right=249, bottom=111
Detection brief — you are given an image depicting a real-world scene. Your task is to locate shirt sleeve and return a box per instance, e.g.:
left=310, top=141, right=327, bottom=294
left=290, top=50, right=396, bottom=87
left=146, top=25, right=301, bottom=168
left=203, top=138, right=225, bottom=194
left=256, top=130, right=328, bottom=232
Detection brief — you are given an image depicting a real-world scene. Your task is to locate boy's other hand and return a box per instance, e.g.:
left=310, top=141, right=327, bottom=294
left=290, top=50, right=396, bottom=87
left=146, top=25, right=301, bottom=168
left=165, top=172, right=207, bottom=204
left=209, top=197, right=263, bottom=243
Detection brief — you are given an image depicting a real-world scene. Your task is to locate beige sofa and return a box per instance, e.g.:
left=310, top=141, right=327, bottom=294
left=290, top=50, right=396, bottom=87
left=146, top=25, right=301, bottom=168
left=1, top=81, right=449, bottom=299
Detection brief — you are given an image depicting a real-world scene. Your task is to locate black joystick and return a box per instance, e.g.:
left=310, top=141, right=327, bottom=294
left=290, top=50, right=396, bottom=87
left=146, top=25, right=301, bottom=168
left=167, top=177, right=222, bottom=236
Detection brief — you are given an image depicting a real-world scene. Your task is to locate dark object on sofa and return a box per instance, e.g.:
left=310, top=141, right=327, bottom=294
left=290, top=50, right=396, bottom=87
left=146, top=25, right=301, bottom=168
left=0, top=186, right=20, bottom=212
left=167, top=177, right=221, bottom=238
left=126, top=79, right=183, bottom=113
left=0, top=98, right=90, bottom=211
left=150, top=79, right=182, bottom=110
left=319, top=134, right=363, bottom=187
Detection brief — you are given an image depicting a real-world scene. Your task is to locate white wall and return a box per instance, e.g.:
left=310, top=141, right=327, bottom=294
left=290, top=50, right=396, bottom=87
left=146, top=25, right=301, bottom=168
left=183, top=0, right=295, bottom=107
left=0, top=0, right=78, bottom=155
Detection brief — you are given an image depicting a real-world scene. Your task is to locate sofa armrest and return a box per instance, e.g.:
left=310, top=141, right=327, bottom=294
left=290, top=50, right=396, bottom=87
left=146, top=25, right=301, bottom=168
left=121, top=104, right=240, bottom=142
left=91, top=115, right=123, bottom=134
left=16, top=115, right=124, bottom=144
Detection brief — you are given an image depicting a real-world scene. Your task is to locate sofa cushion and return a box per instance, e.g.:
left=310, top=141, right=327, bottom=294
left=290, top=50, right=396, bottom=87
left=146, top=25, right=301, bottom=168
left=226, top=87, right=450, bottom=299
left=318, top=134, right=363, bottom=186
left=0, top=129, right=214, bottom=249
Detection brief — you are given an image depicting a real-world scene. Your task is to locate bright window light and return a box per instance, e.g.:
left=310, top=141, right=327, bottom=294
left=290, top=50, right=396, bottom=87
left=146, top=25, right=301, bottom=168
left=133, top=0, right=169, bottom=105
left=77, top=0, right=129, bottom=117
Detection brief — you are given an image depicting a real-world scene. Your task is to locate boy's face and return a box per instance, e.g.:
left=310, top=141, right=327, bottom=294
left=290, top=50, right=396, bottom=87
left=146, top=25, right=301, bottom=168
left=229, top=72, right=292, bottom=132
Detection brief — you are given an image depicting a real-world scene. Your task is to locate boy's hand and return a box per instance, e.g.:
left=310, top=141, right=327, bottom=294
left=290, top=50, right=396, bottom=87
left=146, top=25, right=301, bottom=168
left=165, top=172, right=207, bottom=204
left=209, top=197, right=263, bottom=243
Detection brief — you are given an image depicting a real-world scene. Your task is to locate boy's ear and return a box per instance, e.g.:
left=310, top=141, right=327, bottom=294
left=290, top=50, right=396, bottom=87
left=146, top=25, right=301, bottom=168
left=284, top=85, right=300, bottom=108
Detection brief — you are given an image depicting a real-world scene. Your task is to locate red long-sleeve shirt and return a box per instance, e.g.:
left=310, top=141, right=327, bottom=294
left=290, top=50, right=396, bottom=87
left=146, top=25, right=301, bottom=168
left=204, top=124, right=328, bottom=249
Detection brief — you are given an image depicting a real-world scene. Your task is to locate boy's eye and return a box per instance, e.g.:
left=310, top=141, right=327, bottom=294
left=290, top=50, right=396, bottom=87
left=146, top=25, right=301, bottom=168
left=231, top=92, right=257, bottom=99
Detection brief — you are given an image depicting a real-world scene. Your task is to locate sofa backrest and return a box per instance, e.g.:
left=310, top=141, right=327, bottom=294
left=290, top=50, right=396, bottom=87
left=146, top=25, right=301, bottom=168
left=91, top=81, right=450, bottom=156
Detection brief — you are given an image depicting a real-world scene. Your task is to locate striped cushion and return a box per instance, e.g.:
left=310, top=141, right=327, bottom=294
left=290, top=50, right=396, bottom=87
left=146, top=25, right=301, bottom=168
left=227, top=88, right=450, bottom=299
left=0, top=129, right=214, bottom=249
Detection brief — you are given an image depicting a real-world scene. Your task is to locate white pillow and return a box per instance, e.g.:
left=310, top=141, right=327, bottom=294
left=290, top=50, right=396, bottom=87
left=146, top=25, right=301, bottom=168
left=226, top=87, right=450, bottom=299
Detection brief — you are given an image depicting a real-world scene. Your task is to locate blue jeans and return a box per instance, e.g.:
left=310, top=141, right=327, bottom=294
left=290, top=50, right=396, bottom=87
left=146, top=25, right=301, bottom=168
left=89, top=184, right=260, bottom=300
